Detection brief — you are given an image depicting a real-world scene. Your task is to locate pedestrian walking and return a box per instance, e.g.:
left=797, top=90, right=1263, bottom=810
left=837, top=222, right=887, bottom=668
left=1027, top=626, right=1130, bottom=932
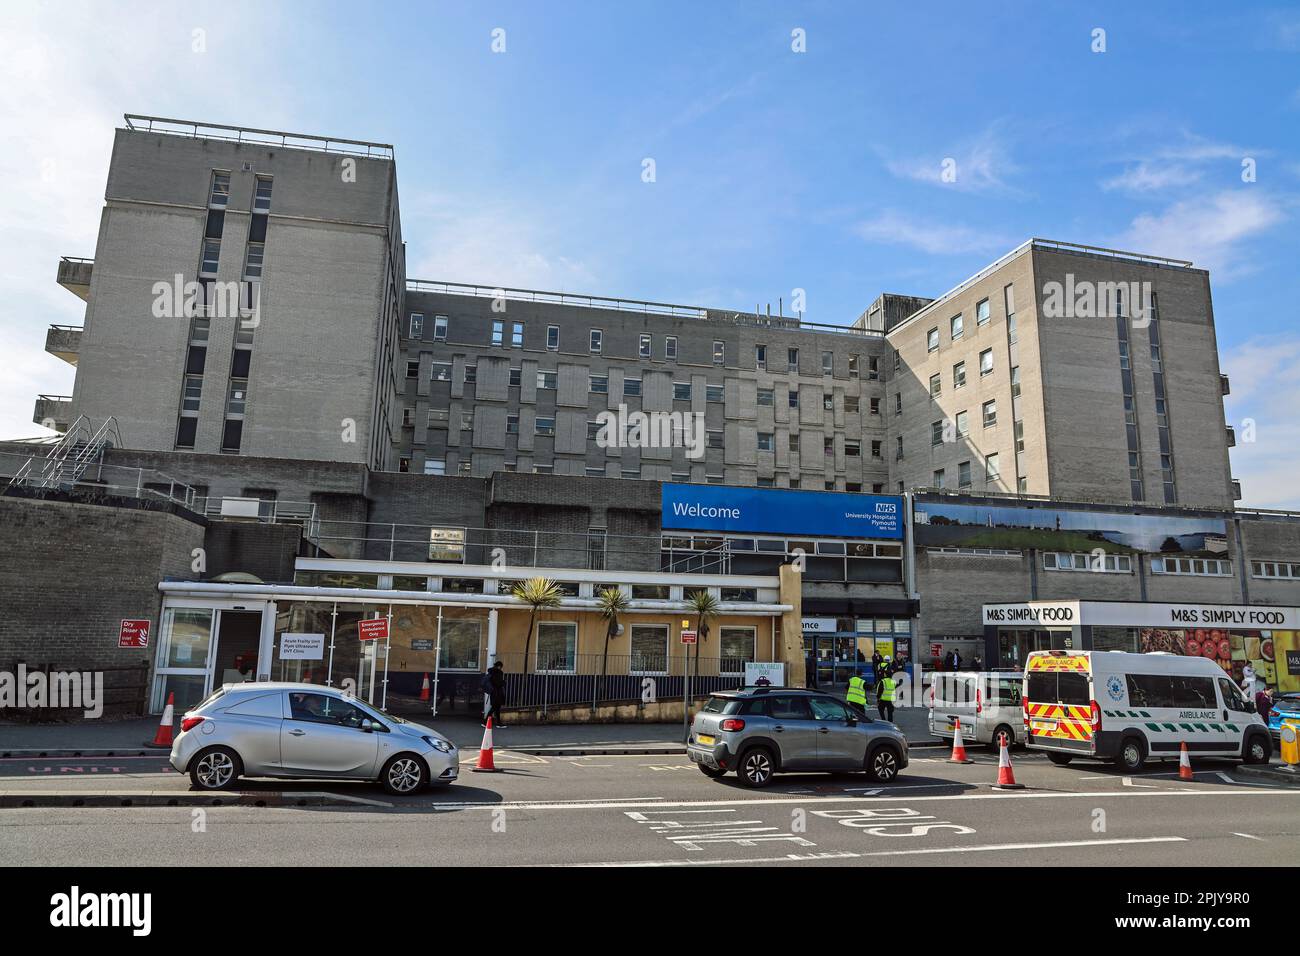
left=845, top=669, right=869, bottom=719
left=1255, top=687, right=1273, bottom=719
left=1241, top=662, right=1257, bottom=699
left=876, top=669, right=897, bottom=722
left=482, top=660, right=507, bottom=729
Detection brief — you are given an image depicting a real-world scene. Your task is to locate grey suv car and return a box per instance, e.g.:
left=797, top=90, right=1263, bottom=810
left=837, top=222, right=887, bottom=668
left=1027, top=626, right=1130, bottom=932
left=687, top=687, right=909, bottom=787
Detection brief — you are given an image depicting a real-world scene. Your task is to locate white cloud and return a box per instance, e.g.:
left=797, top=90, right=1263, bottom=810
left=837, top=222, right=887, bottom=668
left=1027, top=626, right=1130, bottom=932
left=1222, top=336, right=1300, bottom=510
left=1101, top=162, right=1202, bottom=193
left=1111, top=190, right=1285, bottom=279
left=854, top=211, right=1015, bottom=256
left=403, top=190, right=599, bottom=292
left=882, top=124, right=1019, bottom=193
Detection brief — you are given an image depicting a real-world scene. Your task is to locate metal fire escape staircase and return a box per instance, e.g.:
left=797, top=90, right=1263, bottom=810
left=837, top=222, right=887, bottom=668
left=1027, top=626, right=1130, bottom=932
left=6, top=416, right=122, bottom=491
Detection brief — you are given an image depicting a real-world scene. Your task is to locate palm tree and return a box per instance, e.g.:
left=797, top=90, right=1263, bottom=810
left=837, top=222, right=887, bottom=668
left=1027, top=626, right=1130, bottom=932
left=596, top=586, right=629, bottom=693
left=512, top=577, right=562, bottom=674
left=686, top=588, right=720, bottom=680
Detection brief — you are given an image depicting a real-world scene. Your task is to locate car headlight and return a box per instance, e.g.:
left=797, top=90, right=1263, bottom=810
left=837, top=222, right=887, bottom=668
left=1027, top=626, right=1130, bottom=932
left=423, top=736, right=455, bottom=753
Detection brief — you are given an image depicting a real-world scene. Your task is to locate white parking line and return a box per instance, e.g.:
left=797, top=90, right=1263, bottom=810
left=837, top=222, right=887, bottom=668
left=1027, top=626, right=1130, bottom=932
left=1232, top=832, right=1264, bottom=840
left=556, top=836, right=1188, bottom=867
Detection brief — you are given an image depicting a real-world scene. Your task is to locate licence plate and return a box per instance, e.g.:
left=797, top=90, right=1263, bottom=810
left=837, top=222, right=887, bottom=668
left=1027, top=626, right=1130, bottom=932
left=1031, top=719, right=1058, bottom=733
left=690, top=750, right=718, bottom=769
left=696, top=734, right=716, bottom=746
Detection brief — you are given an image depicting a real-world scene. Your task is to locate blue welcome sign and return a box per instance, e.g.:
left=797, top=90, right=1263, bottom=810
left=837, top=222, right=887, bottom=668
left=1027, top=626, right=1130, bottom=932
left=661, top=483, right=904, bottom=540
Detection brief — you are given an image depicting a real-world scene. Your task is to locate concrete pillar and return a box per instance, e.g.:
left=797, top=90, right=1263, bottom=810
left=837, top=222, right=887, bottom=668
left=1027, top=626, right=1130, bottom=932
left=777, top=563, right=805, bottom=686
left=487, top=608, right=499, bottom=665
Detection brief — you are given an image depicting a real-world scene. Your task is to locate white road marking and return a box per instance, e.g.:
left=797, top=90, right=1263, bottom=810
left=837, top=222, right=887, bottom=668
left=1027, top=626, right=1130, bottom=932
left=556, top=836, right=1187, bottom=867
left=428, top=786, right=1299, bottom=813
left=1232, top=832, right=1264, bottom=840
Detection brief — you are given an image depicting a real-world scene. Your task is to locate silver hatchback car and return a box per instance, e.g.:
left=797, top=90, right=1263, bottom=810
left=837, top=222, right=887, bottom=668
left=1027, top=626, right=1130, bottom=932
left=688, top=687, right=909, bottom=787
left=169, top=682, right=459, bottom=795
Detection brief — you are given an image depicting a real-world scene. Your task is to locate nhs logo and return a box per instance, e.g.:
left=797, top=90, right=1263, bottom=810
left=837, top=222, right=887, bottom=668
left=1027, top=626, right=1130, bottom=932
left=874, top=502, right=898, bottom=514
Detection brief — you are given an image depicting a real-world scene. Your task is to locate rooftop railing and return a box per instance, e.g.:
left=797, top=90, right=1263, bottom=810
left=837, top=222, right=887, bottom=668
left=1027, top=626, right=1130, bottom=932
left=123, top=114, right=395, bottom=160
left=405, top=279, right=883, bottom=337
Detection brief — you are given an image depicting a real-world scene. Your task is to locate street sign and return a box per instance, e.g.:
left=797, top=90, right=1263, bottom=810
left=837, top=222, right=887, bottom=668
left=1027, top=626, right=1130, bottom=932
left=358, top=619, right=389, bottom=642
left=680, top=630, right=697, bottom=645
left=411, top=639, right=434, bottom=651
left=118, top=619, right=150, bottom=648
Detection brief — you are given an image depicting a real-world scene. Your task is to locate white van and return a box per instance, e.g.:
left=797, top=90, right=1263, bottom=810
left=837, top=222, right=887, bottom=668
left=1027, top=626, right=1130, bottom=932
left=929, top=671, right=1025, bottom=748
left=1023, top=650, right=1272, bottom=772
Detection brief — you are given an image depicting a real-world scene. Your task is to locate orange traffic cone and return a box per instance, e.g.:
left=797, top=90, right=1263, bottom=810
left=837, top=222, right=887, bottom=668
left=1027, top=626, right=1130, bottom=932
left=146, top=692, right=175, bottom=748
left=949, top=717, right=974, bottom=764
left=420, top=673, right=431, bottom=702
left=994, top=732, right=1024, bottom=789
left=1178, top=741, right=1194, bottom=781
left=472, top=717, right=502, bottom=773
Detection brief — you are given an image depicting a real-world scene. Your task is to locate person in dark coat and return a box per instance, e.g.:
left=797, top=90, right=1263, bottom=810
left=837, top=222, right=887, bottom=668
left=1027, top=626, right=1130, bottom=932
left=482, top=660, right=507, bottom=729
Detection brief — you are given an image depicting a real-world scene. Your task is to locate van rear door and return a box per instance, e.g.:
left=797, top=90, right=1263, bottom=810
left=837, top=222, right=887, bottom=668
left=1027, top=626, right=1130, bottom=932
left=1025, top=655, right=1096, bottom=750
left=930, top=673, right=978, bottom=739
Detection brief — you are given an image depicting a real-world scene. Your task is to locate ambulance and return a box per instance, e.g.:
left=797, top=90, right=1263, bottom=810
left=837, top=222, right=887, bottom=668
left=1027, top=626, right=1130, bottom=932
left=1023, top=650, right=1272, bottom=772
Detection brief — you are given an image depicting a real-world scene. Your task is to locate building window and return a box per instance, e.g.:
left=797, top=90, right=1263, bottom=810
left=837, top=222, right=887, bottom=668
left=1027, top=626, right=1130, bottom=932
left=895, top=436, right=904, bottom=460
left=868, top=355, right=879, bottom=381
left=546, top=325, right=559, bottom=350
left=845, top=395, right=859, bottom=413
left=789, top=389, right=799, bottom=409
left=707, top=430, right=724, bottom=449
left=933, top=469, right=945, bottom=488
left=1043, top=552, right=1133, bottom=573
left=707, top=384, right=724, bottom=403
left=402, top=407, right=415, bottom=427
left=927, top=328, right=939, bottom=352
left=535, top=622, right=577, bottom=673
left=209, top=170, right=230, bottom=208
left=464, top=365, right=477, bottom=385
left=640, top=334, right=652, bottom=359
left=848, top=354, right=859, bottom=377
left=242, top=243, right=264, bottom=280
left=870, top=397, right=880, bottom=415
left=535, top=417, right=555, bottom=436
left=590, top=373, right=608, bottom=394
left=459, top=457, right=473, bottom=476
left=958, top=460, right=972, bottom=488
left=930, top=421, right=944, bottom=446
left=1151, top=557, right=1233, bottom=577
left=433, top=315, right=448, bottom=341
left=755, top=344, right=767, bottom=370
left=200, top=239, right=221, bottom=277
left=953, top=361, right=966, bottom=389
left=757, top=387, right=774, bottom=406
left=719, top=627, right=756, bottom=674
left=976, top=298, right=990, bottom=326
left=823, top=394, right=833, bottom=411
left=423, top=459, right=446, bottom=476
left=789, top=434, right=799, bottom=453
left=1011, top=366, right=1021, bottom=398
left=824, top=436, right=834, bottom=456
left=985, top=453, right=1000, bottom=482
left=491, top=321, right=504, bottom=346
left=406, top=360, right=420, bottom=380
left=871, top=440, right=881, bottom=458
left=929, top=373, right=941, bottom=397
left=399, top=457, right=410, bottom=473
left=408, top=313, right=424, bottom=339
left=629, top=624, right=669, bottom=674
left=675, top=382, right=693, bottom=401
left=950, top=314, right=963, bottom=340
left=253, top=176, right=273, bottom=214
left=1251, top=561, right=1300, bottom=579
left=431, top=362, right=452, bottom=382
left=758, top=432, right=774, bottom=451
left=511, top=322, right=524, bottom=348
left=982, top=399, right=997, bottom=428
left=894, top=393, right=902, bottom=414
left=1015, top=420, right=1025, bottom=453
left=590, top=329, right=602, bottom=353
left=506, top=414, right=519, bottom=435
left=624, top=378, right=642, bottom=397
left=537, top=370, right=557, bottom=390
left=845, top=441, right=860, bottom=457
left=664, top=336, right=677, bottom=360
left=713, top=341, right=725, bottom=365
left=427, top=408, right=449, bottom=429
left=822, top=351, right=834, bottom=375
left=509, top=367, right=521, bottom=387
left=955, top=410, right=968, bottom=437
left=979, top=348, right=993, bottom=376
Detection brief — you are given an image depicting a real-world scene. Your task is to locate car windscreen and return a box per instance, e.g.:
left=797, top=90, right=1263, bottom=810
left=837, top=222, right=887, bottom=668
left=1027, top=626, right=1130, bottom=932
left=1277, top=697, right=1300, bottom=713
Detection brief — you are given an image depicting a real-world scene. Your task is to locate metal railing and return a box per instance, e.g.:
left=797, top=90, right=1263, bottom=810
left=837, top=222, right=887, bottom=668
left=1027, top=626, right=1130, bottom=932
left=191, top=496, right=319, bottom=535
left=8, top=415, right=117, bottom=490
left=123, top=114, right=395, bottom=159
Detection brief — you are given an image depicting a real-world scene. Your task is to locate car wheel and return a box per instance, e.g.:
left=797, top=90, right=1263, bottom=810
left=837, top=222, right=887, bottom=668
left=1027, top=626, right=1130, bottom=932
left=1242, top=733, right=1271, bottom=765
left=697, top=763, right=727, bottom=779
left=1047, top=752, right=1073, bottom=766
left=737, top=747, right=775, bottom=788
left=1117, top=736, right=1147, bottom=772
left=992, top=725, right=1015, bottom=749
left=381, top=754, right=428, bottom=795
left=867, top=745, right=901, bottom=782
left=190, top=746, right=241, bottom=791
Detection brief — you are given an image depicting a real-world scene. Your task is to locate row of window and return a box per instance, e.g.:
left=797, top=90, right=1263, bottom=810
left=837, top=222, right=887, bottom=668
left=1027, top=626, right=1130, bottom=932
left=929, top=402, right=999, bottom=443
left=1042, top=551, right=1135, bottom=573
left=923, top=288, right=1010, bottom=354
left=928, top=456, right=1000, bottom=490
left=1150, top=557, right=1233, bottom=576
left=1251, top=561, right=1300, bottom=580
left=660, top=534, right=903, bottom=560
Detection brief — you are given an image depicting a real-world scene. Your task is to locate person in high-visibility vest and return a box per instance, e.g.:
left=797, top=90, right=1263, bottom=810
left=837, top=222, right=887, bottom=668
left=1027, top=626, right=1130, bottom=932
left=876, top=669, right=897, bottom=722
left=845, top=671, right=869, bottom=718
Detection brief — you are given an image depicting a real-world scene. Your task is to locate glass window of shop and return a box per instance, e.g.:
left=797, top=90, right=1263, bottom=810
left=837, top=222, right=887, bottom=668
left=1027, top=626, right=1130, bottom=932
left=537, top=622, right=577, bottom=673
left=1092, top=627, right=1139, bottom=653
left=719, top=627, right=756, bottom=674
left=272, top=601, right=333, bottom=685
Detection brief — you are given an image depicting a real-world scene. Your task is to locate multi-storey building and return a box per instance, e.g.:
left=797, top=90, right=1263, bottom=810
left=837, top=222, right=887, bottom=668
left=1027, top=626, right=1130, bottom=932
left=38, top=118, right=1240, bottom=509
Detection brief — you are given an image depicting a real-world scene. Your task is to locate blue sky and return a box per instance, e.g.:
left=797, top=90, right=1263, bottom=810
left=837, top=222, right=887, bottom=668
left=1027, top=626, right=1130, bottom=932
left=3, top=1, right=1298, bottom=504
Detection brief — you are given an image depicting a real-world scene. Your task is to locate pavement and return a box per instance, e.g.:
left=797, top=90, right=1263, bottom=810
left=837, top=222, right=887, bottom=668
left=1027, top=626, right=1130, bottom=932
left=0, top=746, right=1296, bottom=866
